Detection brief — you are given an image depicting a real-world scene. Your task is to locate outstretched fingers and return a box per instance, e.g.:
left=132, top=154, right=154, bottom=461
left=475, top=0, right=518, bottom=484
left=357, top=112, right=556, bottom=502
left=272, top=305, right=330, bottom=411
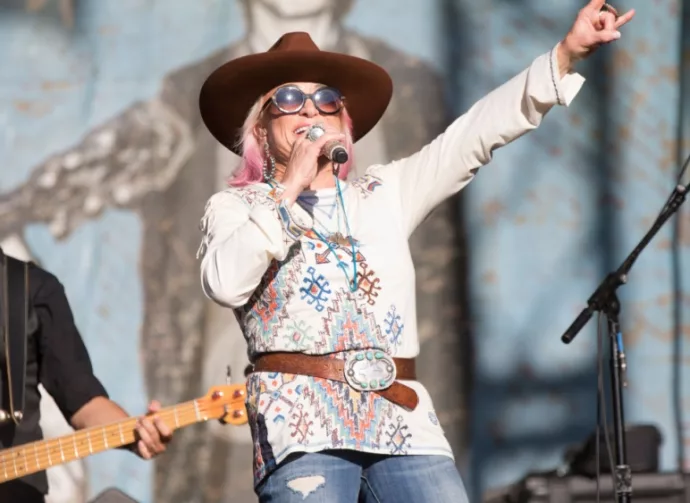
left=614, top=9, right=636, bottom=29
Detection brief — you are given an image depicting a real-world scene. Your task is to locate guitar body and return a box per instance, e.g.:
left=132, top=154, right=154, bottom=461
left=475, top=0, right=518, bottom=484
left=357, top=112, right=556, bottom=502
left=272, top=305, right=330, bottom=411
left=0, top=384, right=247, bottom=484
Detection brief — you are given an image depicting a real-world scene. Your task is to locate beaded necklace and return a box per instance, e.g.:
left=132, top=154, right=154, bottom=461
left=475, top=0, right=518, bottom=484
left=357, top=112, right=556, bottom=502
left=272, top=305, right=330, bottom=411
left=309, top=177, right=358, bottom=292
left=272, top=177, right=358, bottom=292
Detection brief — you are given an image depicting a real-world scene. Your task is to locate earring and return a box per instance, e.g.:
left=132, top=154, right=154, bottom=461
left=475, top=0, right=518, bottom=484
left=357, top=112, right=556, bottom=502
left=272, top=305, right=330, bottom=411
left=262, top=141, right=276, bottom=181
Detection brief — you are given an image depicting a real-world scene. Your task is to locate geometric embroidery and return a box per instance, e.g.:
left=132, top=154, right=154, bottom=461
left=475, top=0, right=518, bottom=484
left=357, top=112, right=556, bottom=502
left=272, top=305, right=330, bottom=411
left=256, top=372, right=300, bottom=425
left=354, top=261, right=382, bottom=305
left=386, top=415, right=412, bottom=454
left=236, top=185, right=284, bottom=211
left=300, top=266, right=332, bottom=312
left=384, top=305, right=404, bottom=346
left=306, top=230, right=365, bottom=265
left=283, top=320, right=315, bottom=350
left=303, top=380, right=384, bottom=449
left=230, top=180, right=455, bottom=489
left=288, top=403, right=315, bottom=444
left=351, top=173, right=383, bottom=198
left=241, top=247, right=304, bottom=352
left=317, top=290, right=386, bottom=353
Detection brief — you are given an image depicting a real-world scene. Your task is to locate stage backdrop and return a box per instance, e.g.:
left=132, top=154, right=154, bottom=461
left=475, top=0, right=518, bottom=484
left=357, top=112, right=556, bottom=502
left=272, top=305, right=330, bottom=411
left=0, top=1, right=687, bottom=502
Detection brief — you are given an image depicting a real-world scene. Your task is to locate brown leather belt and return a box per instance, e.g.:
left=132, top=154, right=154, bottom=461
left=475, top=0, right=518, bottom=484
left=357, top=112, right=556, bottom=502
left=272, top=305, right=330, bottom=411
left=251, top=352, right=419, bottom=410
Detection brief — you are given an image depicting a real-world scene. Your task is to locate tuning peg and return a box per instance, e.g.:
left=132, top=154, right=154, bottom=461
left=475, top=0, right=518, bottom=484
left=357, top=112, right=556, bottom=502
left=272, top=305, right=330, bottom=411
left=219, top=404, right=230, bottom=425
left=218, top=404, right=246, bottom=425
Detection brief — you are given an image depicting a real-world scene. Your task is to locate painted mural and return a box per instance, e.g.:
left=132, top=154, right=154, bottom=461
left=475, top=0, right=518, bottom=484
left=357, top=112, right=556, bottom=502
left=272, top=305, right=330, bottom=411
left=0, top=0, right=687, bottom=502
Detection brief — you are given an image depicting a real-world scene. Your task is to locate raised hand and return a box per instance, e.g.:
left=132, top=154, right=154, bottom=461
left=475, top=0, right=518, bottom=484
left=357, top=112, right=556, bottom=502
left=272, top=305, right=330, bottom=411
left=559, top=0, right=635, bottom=72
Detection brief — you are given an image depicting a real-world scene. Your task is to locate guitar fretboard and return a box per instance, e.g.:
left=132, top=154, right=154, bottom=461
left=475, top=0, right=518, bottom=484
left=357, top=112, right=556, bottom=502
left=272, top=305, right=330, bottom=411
left=0, top=399, right=206, bottom=483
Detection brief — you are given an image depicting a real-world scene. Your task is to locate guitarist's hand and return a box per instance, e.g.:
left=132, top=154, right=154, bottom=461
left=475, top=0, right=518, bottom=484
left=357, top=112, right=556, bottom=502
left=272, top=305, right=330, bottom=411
left=133, top=400, right=173, bottom=459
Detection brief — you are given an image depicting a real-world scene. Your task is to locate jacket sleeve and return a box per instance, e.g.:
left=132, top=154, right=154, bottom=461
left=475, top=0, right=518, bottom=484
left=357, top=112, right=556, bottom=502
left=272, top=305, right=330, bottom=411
left=198, top=188, right=313, bottom=308
left=371, top=43, right=586, bottom=237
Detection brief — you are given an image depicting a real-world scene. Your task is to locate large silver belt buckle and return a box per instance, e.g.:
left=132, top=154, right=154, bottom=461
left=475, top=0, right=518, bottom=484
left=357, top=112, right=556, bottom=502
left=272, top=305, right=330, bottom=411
left=344, top=350, right=397, bottom=392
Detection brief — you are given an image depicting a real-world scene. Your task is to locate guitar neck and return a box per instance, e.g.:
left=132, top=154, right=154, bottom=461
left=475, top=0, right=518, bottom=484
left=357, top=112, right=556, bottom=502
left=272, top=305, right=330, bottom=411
left=0, top=399, right=206, bottom=483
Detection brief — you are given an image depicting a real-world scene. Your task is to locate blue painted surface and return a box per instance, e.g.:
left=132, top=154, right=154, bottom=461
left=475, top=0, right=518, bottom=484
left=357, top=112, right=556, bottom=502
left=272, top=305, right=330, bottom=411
left=0, top=0, right=687, bottom=501
left=25, top=211, right=149, bottom=499
left=461, top=0, right=689, bottom=497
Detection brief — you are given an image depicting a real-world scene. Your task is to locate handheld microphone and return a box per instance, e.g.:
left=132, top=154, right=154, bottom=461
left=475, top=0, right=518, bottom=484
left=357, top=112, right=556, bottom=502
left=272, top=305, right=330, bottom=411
left=305, top=124, right=349, bottom=164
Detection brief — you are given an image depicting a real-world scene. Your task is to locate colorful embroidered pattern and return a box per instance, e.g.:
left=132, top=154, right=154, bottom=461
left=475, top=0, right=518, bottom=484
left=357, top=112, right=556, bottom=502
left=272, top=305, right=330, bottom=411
left=223, top=182, right=451, bottom=486
left=254, top=372, right=301, bottom=425
left=282, top=320, right=315, bottom=349
left=386, top=415, right=413, bottom=454
left=317, top=289, right=386, bottom=353
left=277, top=201, right=308, bottom=240
left=235, top=185, right=281, bottom=210
left=351, top=173, right=384, bottom=198
left=384, top=305, right=404, bottom=347
left=288, top=403, right=315, bottom=444
left=246, top=371, right=441, bottom=484
left=354, top=262, right=382, bottom=305
left=305, top=230, right=365, bottom=265
left=267, top=187, right=282, bottom=201
left=303, top=380, right=387, bottom=449
left=300, top=266, right=332, bottom=312
left=240, top=246, right=304, bottom=354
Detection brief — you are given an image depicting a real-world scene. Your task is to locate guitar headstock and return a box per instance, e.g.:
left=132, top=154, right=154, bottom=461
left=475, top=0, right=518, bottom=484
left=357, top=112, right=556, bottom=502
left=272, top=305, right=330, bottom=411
left=197, top=384, right=247, bottom=426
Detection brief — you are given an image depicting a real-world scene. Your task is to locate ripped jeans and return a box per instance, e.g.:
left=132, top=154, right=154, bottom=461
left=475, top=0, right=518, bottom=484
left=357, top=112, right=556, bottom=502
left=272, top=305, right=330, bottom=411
left=255, top=450, right=469, bottom=503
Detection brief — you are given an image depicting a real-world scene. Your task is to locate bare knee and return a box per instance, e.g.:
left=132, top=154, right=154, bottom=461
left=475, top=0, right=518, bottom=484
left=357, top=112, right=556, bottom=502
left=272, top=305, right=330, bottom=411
left=285, top=475, right=326, bottom=499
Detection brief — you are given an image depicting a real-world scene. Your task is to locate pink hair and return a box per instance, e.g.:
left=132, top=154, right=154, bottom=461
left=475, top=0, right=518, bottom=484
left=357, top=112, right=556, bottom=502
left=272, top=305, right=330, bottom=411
left=228, top=99, right=355, bottom=187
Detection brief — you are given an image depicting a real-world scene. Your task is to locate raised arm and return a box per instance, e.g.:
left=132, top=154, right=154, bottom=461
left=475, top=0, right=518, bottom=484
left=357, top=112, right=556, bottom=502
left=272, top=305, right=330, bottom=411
left=373, top=44, right=584, bottom=235
left=372, top=0, right=634, bottom=236
left=198, top=187, right=313, bottom=308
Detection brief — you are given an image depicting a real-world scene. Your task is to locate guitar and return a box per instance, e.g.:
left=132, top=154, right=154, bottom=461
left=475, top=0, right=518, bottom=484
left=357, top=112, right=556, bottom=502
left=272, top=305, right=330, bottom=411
left=0, top=384, right=247, bottom=483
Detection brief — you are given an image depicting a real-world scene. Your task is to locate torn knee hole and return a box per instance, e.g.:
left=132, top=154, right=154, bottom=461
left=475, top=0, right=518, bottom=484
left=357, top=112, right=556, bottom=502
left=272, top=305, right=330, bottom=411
left=286, top=475, right=326, bottom=499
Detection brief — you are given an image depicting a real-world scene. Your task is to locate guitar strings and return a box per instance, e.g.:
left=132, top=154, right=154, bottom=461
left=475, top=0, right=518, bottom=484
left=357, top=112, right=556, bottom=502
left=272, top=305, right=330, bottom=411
left=0, top=400, right=238, bottom=479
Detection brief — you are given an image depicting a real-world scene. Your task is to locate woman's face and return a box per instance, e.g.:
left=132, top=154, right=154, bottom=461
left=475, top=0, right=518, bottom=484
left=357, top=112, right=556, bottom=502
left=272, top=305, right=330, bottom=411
left=258, top=82, right=346, bottom=164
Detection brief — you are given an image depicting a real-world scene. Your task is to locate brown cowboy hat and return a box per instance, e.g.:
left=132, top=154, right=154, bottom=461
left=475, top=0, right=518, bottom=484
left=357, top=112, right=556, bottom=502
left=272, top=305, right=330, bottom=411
left=198, top=31, right=393, bottom=155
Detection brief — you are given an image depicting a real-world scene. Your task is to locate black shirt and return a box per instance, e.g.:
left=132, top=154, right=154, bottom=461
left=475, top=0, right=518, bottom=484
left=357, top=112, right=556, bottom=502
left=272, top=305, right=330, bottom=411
left=0, top=254, right=108, bottom=500
left=27, top=262, right=108, bottom=419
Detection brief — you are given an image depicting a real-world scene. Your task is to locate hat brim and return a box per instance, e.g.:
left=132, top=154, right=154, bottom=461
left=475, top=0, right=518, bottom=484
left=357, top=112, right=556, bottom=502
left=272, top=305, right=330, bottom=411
left=199, top=50, right=393, bottom=156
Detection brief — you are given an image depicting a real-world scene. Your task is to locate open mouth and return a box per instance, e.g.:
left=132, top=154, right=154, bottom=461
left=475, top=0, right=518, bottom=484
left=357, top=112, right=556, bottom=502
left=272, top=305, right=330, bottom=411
left=294, top=125, right=311, bottom=135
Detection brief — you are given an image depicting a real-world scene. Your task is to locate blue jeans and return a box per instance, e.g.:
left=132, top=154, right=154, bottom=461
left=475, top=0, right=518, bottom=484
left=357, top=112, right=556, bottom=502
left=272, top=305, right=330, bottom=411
left=256, top=450, right=469, bottom=503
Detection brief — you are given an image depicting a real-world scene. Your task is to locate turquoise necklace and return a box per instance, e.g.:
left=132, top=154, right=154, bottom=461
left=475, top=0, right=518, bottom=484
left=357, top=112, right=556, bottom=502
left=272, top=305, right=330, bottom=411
left=270, top=176, right=359, bottom=292
left=309, top=177, right=358, bottom=292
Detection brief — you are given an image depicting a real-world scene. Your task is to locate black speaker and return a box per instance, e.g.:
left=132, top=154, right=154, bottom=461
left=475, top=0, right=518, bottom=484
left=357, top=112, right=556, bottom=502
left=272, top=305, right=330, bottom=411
left=566, top=425, right=663, bottom=477
left=89, top=487, right=139, bottom=503
left=485, top=472, right=690, bottom=503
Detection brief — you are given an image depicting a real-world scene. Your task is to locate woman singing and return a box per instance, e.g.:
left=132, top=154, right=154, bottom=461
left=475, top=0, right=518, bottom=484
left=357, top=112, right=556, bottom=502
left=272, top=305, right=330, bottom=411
left=197, top=2, right=634, bottom=501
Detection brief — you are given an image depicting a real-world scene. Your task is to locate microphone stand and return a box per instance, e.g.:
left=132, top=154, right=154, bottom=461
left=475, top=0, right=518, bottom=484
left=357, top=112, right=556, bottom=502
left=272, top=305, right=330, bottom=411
left=560, top=166, right=690, bottom=502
